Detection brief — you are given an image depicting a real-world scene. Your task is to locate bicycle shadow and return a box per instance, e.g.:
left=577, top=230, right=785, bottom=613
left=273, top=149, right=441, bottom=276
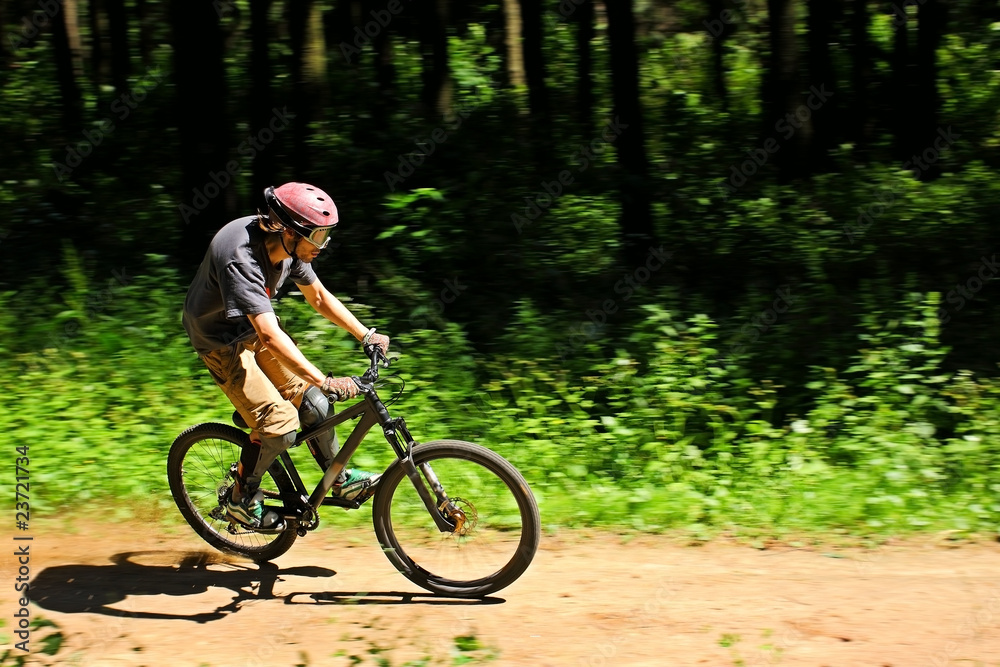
left=30, top=550, right=503, bottom=624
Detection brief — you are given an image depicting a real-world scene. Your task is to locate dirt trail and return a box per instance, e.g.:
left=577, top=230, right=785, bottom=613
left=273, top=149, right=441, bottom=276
left=2, top=520, right=999, bottom=666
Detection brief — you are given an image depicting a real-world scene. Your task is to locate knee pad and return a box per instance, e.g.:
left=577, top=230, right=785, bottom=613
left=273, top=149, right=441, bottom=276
left=299, top=385, right=331, bottom=427
left=298, top=385, right=338, bottom=468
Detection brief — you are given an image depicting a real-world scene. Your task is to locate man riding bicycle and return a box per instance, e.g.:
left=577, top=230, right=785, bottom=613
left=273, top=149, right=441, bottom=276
left=182, top=182, right=389, bottom=530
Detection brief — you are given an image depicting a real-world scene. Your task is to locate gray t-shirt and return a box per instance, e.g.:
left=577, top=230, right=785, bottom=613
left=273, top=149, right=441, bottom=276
left=182, top=216, right=317, bottom=354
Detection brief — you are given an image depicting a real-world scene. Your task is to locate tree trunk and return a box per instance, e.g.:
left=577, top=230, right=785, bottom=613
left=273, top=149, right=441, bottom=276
left=326, top=0, right=355, bottom=64
left=105, top=0, right=129, bottom=92
left=373, top=32, right=397, bottom=124
left=52, top=0, right=84, bottom=135
left=250, top=0, right=274, bottom=198
left=890, top=4, right=914, bottom=161
left=503, top=0, right=525, bottom=93
left=451, top=0, right=469, bottom=37
left=360, top=0, right=396, bottom=124
left=63, top=0, right=85, bottom=76
left=605, top=0, right=654, bottom=260
left=764, top=0, right=802, bottom=178
left=707, top=0, right=730, bottom=110
left=416, top=0, right=451, bottom=118
left=807, top=0, right=837, bottom=167
left=915, top=0, right=946, bottom=177
left=87, top=0, right=108, bottom=89
left=134, top=0, right=154, bottom=66
left=575, top=0, right=594, bottom=132
left=0, top=2, right=9, bottom=67
left=289, top=0, right=327, bottom=176
left=850, top=0, right=870, bottom=153
left=171, top=0, right=231, bottom=262
left=518, top=0, right=548, bottom=124
left=288, top=0, right=308, bottom=175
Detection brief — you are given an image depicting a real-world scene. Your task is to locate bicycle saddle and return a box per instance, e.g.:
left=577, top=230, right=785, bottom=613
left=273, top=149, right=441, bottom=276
left=232, top=411, right=249, bottom=429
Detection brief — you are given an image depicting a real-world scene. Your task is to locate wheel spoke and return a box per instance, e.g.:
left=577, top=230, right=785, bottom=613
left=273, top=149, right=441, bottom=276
left=172, top=428, right=291, bottom=555
left=379, top=448, right=534, bottom=590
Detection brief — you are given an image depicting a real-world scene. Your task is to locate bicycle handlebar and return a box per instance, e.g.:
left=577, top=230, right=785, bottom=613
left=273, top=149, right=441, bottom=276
left=363, top=342, right=391, bottom=370
left=323, top=345, right=392, bottom=403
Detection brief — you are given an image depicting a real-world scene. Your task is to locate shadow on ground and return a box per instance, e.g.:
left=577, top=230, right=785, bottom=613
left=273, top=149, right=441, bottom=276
left=30, top=550, right=502, bottom=623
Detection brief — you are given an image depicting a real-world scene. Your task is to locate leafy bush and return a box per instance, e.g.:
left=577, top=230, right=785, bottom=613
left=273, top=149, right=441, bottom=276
left=5, top=255, right=1000, bottom=538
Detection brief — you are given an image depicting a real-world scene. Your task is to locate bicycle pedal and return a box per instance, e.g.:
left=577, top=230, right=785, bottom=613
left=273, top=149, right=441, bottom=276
left=224, top=515, right=287, bottom=534
left=247, top=521, right=287, bottom=535
left=321, top=495, right=367, bottom=509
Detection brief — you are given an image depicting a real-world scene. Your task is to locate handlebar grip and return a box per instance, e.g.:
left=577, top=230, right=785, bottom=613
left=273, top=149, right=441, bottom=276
left=363, top=343, right=390, bottom=368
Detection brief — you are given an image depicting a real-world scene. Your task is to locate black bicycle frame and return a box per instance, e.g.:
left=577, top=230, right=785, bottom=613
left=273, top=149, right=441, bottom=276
left=275, top=385, right=455, bottom=532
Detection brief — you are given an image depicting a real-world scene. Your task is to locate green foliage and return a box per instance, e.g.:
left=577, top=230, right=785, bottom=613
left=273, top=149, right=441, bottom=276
left=5, top=253, right=1000, bottom=538
left=5, top=0, right=1000, bottom=542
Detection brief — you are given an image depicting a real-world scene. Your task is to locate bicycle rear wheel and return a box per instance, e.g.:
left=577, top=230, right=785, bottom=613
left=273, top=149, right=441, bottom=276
left=372, top=440, right=540, bottom=598
left=167, top=423, right=297, bottom=562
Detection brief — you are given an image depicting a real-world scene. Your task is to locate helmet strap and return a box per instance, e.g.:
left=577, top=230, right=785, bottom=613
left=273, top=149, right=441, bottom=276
left=279, top=229, right=298, bottom=259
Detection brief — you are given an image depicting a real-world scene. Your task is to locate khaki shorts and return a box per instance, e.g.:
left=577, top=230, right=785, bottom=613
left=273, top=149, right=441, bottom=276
left=200, top=335, right=309, bottom=438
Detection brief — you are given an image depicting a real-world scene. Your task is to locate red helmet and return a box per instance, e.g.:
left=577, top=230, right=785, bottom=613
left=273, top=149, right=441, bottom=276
left=264, top=182, right=339, bottom=249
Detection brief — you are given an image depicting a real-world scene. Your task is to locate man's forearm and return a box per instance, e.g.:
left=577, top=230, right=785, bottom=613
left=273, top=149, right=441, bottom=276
left=260, top=327, right=326, bottom=387
left=312, top=290, right=368, bottom=340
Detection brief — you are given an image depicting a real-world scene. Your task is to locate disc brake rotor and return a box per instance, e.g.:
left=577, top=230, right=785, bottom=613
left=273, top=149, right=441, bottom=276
left=444, top=497, right=478, bottom=537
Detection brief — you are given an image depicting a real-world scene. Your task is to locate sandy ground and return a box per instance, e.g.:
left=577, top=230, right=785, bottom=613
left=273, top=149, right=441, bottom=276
left=2, top=519, right=999, bottom=667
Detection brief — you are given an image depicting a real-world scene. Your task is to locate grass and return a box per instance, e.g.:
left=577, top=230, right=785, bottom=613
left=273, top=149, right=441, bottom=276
left=325, top=632, right=498, bottom=666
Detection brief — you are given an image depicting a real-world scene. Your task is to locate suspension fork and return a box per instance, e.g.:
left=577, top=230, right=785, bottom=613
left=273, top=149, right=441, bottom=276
left=385, top=416, right=456, bottom=533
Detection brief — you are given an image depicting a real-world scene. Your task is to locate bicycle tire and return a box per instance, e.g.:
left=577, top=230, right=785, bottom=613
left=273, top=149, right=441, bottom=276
left=167, top=422, right=298, bottom=562
left=372, top=440, right=540, bottom=598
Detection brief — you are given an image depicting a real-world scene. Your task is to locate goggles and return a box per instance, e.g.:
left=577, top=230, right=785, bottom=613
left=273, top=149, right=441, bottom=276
left=263, top=186, right=335, bottom=250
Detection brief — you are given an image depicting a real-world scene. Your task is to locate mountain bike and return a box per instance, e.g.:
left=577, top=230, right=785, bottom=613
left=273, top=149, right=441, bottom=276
left=167, top=346, right=539, bottom=598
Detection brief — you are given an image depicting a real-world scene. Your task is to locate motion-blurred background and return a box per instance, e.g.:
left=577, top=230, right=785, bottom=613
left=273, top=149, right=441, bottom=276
left=3, top=0, right=999, bottom=536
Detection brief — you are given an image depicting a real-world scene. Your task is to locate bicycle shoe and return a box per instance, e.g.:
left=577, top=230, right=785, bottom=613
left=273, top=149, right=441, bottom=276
left=227, top=489, right=283, bottom=530
left=331, top=469, right=381, bottom=502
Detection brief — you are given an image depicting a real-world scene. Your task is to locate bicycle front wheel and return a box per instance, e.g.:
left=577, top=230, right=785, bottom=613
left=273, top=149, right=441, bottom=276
left=372, top=440, right=540, bottom=598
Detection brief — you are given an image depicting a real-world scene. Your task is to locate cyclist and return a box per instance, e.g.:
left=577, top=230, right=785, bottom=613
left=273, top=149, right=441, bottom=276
left=182, top=182, right=389, bottom=529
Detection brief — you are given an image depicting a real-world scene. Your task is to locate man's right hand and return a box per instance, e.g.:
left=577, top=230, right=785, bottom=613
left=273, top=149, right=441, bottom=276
left=321, top=375, right=359, bottom=401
